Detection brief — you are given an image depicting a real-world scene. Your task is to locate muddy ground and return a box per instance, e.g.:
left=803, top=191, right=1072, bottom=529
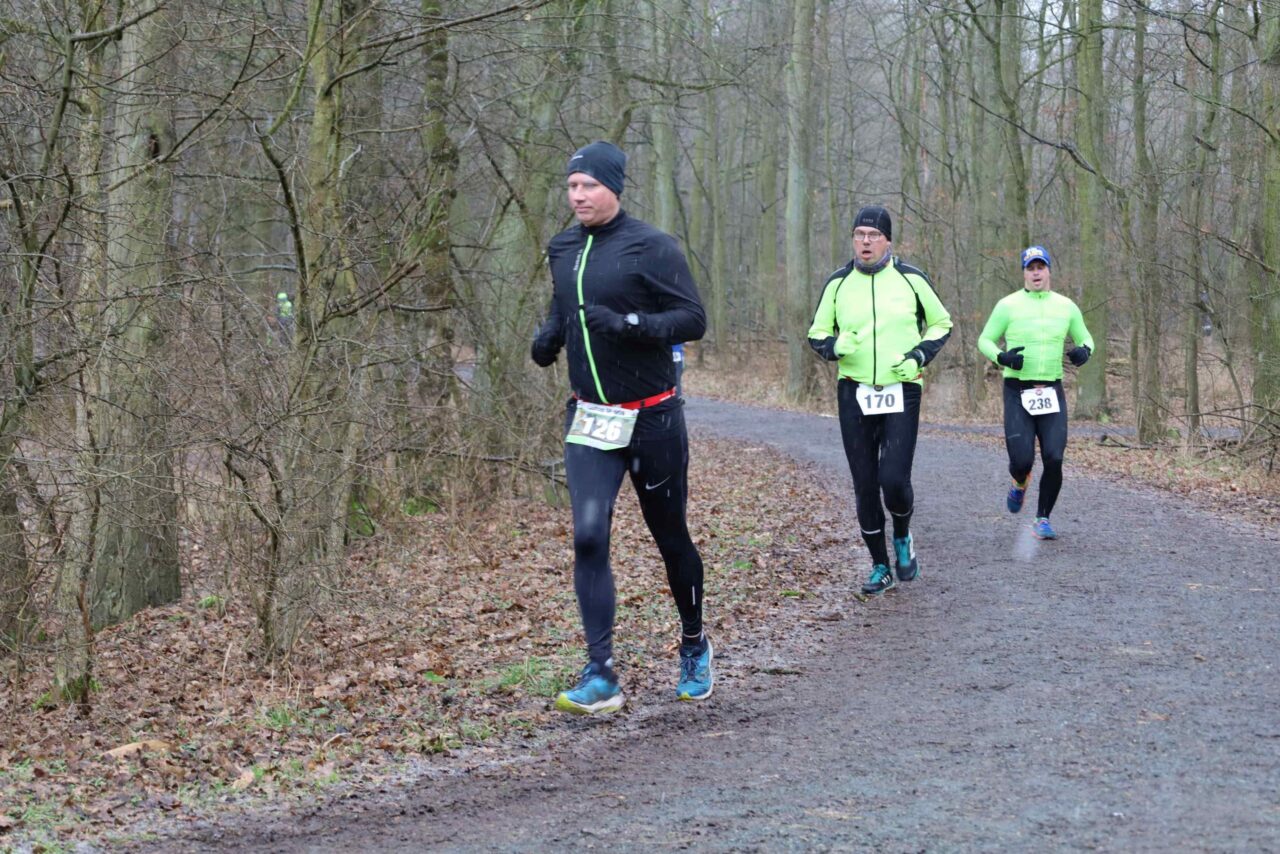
left=147, top=397, right=1280, bottom=852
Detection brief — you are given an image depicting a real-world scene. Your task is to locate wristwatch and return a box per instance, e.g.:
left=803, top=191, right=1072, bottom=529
left=625, top=312, right=640, bottom=327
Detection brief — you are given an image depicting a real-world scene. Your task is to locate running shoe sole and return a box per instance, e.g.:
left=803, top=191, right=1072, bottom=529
left=554, top=692, right=625, bottom=715
left=677, top=684, right=714, bottom=701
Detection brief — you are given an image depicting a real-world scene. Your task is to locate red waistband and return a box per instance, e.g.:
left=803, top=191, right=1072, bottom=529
left=575, top=388, right=676, bottom=410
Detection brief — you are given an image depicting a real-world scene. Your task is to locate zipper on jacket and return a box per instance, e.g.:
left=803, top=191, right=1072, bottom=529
left=870, top=272, right=878, bottom=383
left=574, top=234, right=610, bottom=404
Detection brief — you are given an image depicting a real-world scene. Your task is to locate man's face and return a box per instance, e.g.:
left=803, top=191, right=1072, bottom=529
left=567, top=173, right=620, bottom=227
left=852, top=227, right=889, bottom=264
left=1023, top=260, right=1051, bottom=291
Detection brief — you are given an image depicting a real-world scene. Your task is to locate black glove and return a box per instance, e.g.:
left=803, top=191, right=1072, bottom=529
left=996, top=346, right=1025, bottom=370
left=530, top=317, right=565, bottom=367
left=584, top=305, right=644, bottom=338
left=809, top=336, right=840, bottom=362
left=1067, top=345, right=1091, bottom=367
left=531, top=335, right=559, bottom=367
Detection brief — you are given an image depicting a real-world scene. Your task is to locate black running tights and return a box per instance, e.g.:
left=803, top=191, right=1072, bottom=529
left=836, top=380, right=922, bottom=566
left=1002, top=379, right=1068, bottom=518
left=563, top=420, right=703, bottom=668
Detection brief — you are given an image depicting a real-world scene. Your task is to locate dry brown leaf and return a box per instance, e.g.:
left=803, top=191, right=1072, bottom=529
left=230, top=767, right=255, bottom=791
left=104, top=740, right=172, bottom=759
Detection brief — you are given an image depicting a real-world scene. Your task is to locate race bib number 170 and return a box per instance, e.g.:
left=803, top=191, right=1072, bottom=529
left=1020, top=386, right=1061, bottom=415
left=566, top=402, right=638, bottom=451
left=856, top=382, right=905, bottom=416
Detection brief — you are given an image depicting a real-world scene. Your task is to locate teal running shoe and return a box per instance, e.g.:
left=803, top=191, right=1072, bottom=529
left=676, top=638, right=714, bottom=701
left=555, top=661, right=624, bottom=715
left=1033, top=517, right=1057, bottom=540
left=1007, top=475, right=1030, bottom=513
left=861, top=563, right=896, bottom=595
left=893, top=533, right=919, bottom=581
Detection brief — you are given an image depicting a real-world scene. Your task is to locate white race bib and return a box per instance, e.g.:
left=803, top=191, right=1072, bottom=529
left=1020, top=386, right=1061, bottom=415
left=856, top=382, right=905, bottom=416
left=566, top=401, right=638, bottom=451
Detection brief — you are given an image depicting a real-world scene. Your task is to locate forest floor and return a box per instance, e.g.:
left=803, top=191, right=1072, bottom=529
left=138, top=388, right=1280, bottom=850
left=1, top=348, right=1276, bottom=851
left=0, top=434, right=841, bottom=852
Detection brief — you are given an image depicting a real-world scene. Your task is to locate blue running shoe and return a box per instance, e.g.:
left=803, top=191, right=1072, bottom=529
left=555, top=661, right=624, bottom=715
left=861, top=563, right=896, bottom=595
left=1007, top=475, right=1031, bottom=513
left=893, top=534, right=919, bottom=582
left=1033, top=517, right=1057, bottom=540
left=676, top=638, right=714, bottom=701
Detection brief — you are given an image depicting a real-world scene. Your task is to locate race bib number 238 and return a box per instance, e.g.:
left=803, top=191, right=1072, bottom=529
left=566, top=402, right=638, bottom=451
left=1020, top=386, right=1061, bottom=415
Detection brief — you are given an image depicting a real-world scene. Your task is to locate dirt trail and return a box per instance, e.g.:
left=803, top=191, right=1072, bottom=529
left=155, top=397, right=1280, bottom=852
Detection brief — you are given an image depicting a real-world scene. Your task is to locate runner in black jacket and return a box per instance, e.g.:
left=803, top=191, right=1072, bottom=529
left=530, top=141, right=711, bottom=715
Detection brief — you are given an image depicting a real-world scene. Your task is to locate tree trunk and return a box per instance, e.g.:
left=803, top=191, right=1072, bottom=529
left=1132, top=2, right=1165, bottom=444
left=0, top=456, right=27, bottom=644
left=53, top=2, right=110, bottom=703
left=1180, top=7, right=1222, bottom=441
left=1073, top=0, right=1110, bottom=418
left=90, top=0, right=180, bottom=628
left=757, top=133, right=781, bottom=336
left=784, top=0, right=818, bottom=401
left=992, top=0, right=1029, bottom=248
left=1253, top=14, right=1280, bottom=434
left=648, top=0, right=679, bottom=236
left=257, top=0, right=375, bottom=658
left=967, top=10, right=1001, bottom=406
left=404, top=0, right=459, bottom=468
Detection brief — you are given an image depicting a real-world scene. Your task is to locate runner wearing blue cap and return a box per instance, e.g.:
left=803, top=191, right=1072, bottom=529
left=978, top=246, right=1094, bottom=539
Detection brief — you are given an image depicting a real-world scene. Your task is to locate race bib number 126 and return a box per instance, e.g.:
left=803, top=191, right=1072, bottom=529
left=566, top=402, right=638, bottom=451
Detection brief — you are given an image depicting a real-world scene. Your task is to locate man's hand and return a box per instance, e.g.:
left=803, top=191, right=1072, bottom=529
left=584, top=305, right=643, bottom=337
left=997, top=346, right=1025, bottom=370
left=809, top=337, right=839, bottom=362
left=531, top=335, right=560, bottom=367
left=834, top=330, right=861, bottom=357
left=530, top=318, right=564, bottom=367
left=1067, top=345, right=1091, bottom=367
left=890, top=351, right=922, bottom=382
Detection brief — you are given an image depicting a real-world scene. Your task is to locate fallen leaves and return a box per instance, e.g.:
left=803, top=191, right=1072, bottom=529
left=103, top=740, right=172, bottom=760
left=0, top=435, right=843, bottom=848
left=230, top=768, right=256, bottom=791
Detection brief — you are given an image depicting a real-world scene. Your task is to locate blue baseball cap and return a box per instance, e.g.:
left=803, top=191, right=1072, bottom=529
left=1021, top=245, right=1052, bottom=268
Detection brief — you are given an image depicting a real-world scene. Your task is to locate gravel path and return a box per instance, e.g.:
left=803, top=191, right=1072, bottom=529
left=163, top=397, right=1280, bottom=852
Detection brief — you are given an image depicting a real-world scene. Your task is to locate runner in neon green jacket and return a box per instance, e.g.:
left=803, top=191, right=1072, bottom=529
left=977, top=285, right=1093, bottom=382
left=807, top=256, right=953, bottom=386
left=807, top=205, right=953, bottom=596
left=978, top=244, right=1094, bottom=540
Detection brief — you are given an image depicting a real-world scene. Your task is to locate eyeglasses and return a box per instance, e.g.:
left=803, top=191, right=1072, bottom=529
left=852, top=229, right=885, bottom=242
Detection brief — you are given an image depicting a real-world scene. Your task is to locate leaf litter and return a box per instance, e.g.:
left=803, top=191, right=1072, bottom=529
left=0, top=436, right=843, bottom=848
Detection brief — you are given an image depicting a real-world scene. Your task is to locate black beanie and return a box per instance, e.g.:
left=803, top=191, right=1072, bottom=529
left=852, top=205, right=892, bottom=242
left=566, top=141, right=626, bottom=197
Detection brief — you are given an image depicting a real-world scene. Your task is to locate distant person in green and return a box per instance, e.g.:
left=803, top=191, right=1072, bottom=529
left=807, top=205, right=953, bottom=595
left=275, top=291, right=294, bottom=342
left=978, top=245, right=1094, bottom=540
